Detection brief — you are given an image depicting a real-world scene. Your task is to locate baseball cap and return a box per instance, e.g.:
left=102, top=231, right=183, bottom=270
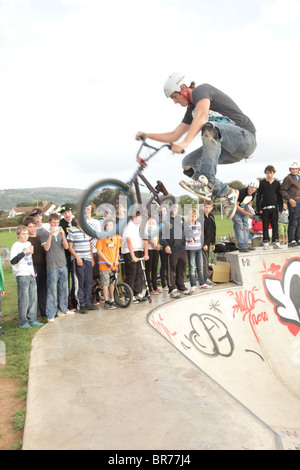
left=30, top=208, right=43, bottom=216
left=59, top=203, right=73, bottom=213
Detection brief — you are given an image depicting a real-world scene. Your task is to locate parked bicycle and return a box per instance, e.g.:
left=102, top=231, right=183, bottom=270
left=77, top=135, right=177, bottom=240
left=93, top=262, right=133, bottom=308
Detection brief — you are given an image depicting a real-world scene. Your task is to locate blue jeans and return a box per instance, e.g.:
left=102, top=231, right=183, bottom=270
left=46, top=266, right=68, bottom=319
left=16, top=275, right=38, bottom=327
left=233, top=211, right=249, bottom=249
left=73, top=259, right=93, bottom=308
left=182, top=123, right=257, bottom=198
left=288, top=203, right=300, bottom=242
left=187, top=249, right=205, bottom=286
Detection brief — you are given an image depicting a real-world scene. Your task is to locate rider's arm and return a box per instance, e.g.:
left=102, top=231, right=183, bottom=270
left=172, top=99, right=210, bottom=152
left=137, top=122, right=190, bottom=143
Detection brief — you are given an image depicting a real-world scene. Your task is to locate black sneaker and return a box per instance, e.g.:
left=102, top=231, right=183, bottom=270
left=78, top=305, right=88, bottom=314
left=104, top=302, right=116, bottom=310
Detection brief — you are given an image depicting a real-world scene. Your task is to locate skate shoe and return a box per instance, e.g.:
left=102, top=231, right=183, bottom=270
left=179, top=175, right=212, bottom=200
left=221, top=188, right=239, bottom=220
left=272, top=241, right=282, bottom=249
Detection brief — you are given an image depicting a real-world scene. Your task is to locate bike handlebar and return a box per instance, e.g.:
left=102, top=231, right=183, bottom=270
left=98, top=261, right=118, bottom=271
left=137, top=134, right=185, bottom=155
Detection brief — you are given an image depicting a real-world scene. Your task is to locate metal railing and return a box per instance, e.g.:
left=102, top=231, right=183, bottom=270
left=0, top=226, right=18, bottom=233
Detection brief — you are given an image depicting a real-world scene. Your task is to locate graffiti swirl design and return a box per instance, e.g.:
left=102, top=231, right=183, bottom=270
left=263, top=258, right=300, bottom=336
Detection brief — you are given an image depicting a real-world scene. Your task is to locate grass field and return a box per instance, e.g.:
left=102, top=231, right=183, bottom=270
left=0, top=230, right=17, bottom=249
left=214, top=214, right=234, bottom=241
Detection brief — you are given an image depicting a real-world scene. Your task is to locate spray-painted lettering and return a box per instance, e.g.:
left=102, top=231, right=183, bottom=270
left=228, top=286, right=266, bottom=343
left=150, top=313, right=177, bottom=345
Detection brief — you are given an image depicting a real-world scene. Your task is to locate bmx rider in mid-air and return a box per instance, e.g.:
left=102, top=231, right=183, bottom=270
left=136, top=71, right=257, bottom=220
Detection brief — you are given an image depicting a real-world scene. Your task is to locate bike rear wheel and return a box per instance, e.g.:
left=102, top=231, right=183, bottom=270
left=77, top=179, right=134, bottom=239
left=114, top=282, right=133, bottom=308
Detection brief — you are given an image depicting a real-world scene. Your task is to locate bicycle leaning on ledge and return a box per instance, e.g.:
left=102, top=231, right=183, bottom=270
left=77, top=135, right=177, bottom=239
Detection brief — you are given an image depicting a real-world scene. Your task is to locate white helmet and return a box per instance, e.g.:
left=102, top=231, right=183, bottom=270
left=248, top=178, right=260, bottom=188
left=164, top=71, right=187, bottom=98
left=289, top=161, right=300, bottom=169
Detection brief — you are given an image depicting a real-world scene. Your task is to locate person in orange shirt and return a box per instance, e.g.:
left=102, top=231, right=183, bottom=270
left=96, top=218, right=121, bottom=310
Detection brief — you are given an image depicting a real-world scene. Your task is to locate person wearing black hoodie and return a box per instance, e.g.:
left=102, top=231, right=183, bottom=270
left=256, top=165, right=283, bottom=250
left=202, top=201, right=216, bottom=285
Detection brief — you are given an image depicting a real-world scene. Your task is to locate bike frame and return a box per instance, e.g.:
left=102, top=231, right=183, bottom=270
left=127, top=137, right=172, bottom=209
left=99, top=261, right=119, bottom=284
left=77, top=136, right=178, bottom=240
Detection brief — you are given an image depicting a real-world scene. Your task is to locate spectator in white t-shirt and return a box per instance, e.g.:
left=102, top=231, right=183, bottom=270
left=121, top=210, right=149, bottom=303
left=10, top=225, right=43, bottom=329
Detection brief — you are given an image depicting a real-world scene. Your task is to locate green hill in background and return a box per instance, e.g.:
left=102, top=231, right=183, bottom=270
left=0, top=187, right=84, bottom=210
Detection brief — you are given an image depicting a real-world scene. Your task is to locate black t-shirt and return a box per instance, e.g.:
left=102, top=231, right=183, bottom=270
left=28, top=236, right=46, bottom=270
left=60, top=218, right=77, bottom=236
left=237, top=187, right=256, bottom=209
left=182, top=84, right=256, bottom=134
left=60, top=218, right=77, bottom=258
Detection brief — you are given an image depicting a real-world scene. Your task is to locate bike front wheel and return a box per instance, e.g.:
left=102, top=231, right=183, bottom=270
left=114, top=282, right=133, bottom=308
left=77, top=179, right=134, bottom=239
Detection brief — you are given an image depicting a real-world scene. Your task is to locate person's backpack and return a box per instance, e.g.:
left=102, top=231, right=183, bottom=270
left=214, top=241, right=237, bottom=253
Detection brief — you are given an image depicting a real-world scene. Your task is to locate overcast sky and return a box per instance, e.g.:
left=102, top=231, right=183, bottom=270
left=1, top=0, right=300, bottom=198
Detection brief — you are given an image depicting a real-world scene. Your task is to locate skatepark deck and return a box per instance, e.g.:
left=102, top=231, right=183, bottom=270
left=22, top=247, right=300, bottom=450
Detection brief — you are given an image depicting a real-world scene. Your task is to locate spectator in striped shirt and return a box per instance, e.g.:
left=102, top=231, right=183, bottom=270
left=186, top=208, right=208, bottom=291
left=67, top=215, right=98, bottom=314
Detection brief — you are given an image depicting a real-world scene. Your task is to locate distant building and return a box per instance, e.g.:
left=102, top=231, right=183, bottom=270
left=8, top=201, right=60, bottom=218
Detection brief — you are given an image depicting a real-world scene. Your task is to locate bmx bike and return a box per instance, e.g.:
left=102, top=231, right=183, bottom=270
left=77, top=135, right=177, bottom=240
left=93, top=262, right=133, bottom=308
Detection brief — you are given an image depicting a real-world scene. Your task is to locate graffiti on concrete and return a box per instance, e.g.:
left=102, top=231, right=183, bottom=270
left=182, top=313, right=234, bottom=357
left=279, top=429, right=300, bottom=450
left=227, top=286, right=267, bottom=343
left=208, top=299, right=222, bottom=313
left=263, top=258, right=300, bottom=336
left=150, top=313, right=177, bottom=345
left=244, top=349, right=264, bottom=361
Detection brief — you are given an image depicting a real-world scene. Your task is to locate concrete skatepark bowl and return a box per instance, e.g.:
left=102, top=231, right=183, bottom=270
left=23, top=247, right=300, bottom=450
